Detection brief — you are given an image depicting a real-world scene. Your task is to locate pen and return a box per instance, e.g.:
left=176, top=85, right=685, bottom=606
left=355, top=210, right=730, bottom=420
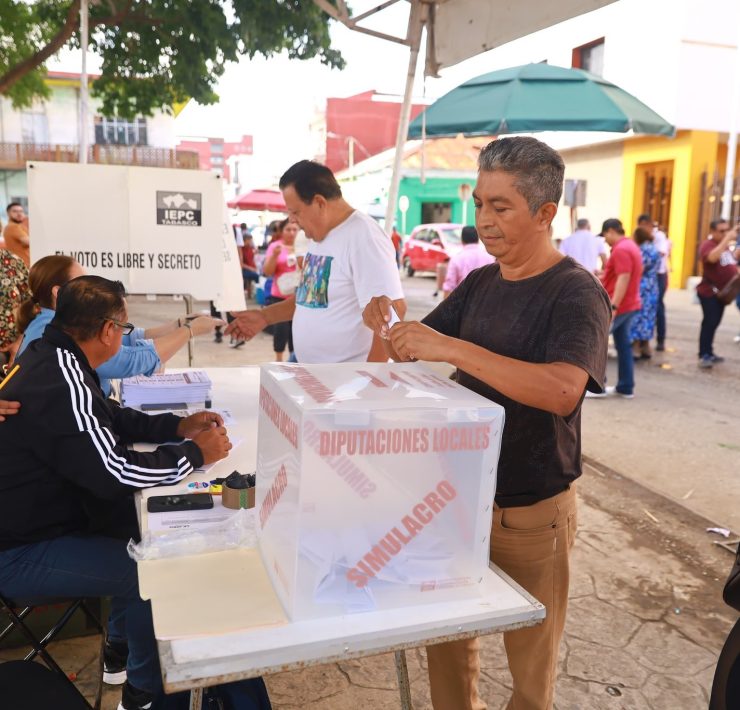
left=0, top=364, right=20, bottom=391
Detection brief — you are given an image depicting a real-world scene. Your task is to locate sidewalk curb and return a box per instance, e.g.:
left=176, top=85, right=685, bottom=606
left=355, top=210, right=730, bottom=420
left=583, top=454, right=738, bottom=555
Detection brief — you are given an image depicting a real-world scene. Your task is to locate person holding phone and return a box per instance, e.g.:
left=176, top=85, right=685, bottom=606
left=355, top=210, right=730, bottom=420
left=696, top=219, right=740, bottom=368
left=0, top=275, right=239, bottom=710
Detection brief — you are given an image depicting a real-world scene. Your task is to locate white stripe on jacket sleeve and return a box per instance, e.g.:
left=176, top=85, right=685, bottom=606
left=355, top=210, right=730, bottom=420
left=56, top=348, right=193, bottom=487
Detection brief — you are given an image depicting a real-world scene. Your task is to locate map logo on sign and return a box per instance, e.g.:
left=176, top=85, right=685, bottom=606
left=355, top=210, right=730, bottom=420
left=156, top=191, right=202, bottom=226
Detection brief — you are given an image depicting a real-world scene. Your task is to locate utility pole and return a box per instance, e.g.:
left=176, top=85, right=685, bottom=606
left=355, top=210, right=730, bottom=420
left=383, top=0, right=427, bottom=233
left=79, top=0, right=89, bottom=164
left=722, top=15, right=740, bottom=220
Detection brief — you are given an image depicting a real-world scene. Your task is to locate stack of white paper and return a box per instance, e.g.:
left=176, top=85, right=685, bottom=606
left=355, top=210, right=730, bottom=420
left=121, top=371, right=212, bottom=408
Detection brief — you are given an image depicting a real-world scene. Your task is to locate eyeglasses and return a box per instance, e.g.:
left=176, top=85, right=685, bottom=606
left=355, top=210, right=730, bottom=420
left=102, top=318, right=135, bottom=336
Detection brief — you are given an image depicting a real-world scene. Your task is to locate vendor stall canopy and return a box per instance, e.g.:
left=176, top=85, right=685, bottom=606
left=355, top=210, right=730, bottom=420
left=425, top=0, right=617, bottom=75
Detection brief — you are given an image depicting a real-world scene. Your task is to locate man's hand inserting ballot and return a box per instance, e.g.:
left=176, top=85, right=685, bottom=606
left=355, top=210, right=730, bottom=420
left=362, top=295, right=405, bottom=341
left=389, top=321, right=452, bottom=363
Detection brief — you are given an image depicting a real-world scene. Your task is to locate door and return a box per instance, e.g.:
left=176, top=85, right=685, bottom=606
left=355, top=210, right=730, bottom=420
left=637, top=160, right=673, bottom=233
left=421, top=202, right=453, bottom=223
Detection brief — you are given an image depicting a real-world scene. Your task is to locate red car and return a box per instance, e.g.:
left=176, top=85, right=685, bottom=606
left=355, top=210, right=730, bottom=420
left=401, top=223, right=464, bottom=276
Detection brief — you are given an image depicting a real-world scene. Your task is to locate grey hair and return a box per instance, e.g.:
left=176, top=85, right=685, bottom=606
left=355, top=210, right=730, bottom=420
left=478, top=137, right=565, bottom=214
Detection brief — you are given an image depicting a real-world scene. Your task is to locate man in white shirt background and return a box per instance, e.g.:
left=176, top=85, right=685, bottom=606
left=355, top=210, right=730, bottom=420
left=638, top=213, right=669, bottom=351
left=226, top=160, right=406, bottom=363
left=559, top=218, right=607, bottom=274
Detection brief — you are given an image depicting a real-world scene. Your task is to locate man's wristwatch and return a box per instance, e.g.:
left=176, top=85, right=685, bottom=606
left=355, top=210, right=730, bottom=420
left=611, top=303, right=619, bottom=312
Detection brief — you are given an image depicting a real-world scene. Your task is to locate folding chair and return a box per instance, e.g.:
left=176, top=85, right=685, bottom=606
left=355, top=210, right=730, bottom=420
left=0, top=593, right=105, bottom=710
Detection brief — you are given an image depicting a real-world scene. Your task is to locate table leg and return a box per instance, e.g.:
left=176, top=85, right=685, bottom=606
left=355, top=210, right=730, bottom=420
left=189, top=687, right=204, bottom=710
left=394, top=650, right=413, bottom=710
left=183, top=295, right=194, bottom=367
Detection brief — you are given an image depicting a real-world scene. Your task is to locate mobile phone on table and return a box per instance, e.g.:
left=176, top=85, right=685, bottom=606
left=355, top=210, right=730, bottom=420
left=147, top=493, right=214, bottom=513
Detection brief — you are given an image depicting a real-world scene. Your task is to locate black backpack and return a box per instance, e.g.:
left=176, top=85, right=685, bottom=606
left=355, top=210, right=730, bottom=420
left=724, top=543, right=740, bottom=612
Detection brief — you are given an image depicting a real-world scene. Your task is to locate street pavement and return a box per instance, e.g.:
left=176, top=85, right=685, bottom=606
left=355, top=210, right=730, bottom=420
left=4, top=273, right=737, bottom=709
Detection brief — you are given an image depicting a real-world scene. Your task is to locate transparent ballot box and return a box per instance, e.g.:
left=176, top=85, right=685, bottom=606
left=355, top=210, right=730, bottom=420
left=256, top=362, right=504, bottom=620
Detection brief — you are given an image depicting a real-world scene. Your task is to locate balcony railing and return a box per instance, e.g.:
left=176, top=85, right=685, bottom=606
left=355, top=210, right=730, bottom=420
left=0, top=143, right=200, bottom=170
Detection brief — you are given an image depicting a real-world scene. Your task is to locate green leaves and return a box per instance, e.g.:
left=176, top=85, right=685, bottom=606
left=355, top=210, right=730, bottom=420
left=0, top=0, right=344, bottom=118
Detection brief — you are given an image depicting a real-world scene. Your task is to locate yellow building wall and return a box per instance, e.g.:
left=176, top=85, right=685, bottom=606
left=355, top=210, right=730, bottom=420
left=45, top=77, right=189, bottom=116
left=555, top=141, right=625, bottom=239
left=620, top=131, right=719, bottom=288
left=715, top=144, right=740, bottom=177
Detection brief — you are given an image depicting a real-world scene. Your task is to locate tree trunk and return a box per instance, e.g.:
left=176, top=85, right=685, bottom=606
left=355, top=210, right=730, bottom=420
left=0, top=0, right=81, bottom=95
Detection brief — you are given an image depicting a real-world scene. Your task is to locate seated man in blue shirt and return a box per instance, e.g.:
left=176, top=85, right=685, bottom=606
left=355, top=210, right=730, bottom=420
left=0, top=275, right=232, bottom=710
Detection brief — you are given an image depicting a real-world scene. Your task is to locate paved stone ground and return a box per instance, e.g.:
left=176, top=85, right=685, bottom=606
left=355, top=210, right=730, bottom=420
left=2, top=275, right=736, bottom=709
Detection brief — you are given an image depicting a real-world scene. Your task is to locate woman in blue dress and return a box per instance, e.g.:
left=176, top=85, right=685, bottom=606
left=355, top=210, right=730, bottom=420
left=630, top=228, right=661, bottom=359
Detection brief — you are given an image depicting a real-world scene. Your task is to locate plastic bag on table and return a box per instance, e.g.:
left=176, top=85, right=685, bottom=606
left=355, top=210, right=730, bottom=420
left=127, top=508, right=257, bottom=561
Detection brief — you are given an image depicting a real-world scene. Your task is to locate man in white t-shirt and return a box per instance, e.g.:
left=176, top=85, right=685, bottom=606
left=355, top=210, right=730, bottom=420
left=226, top=160, right=405, bottom=362
left=559, top=218, right=607, bottom=274
left=638, top=213, right=668, bottom=350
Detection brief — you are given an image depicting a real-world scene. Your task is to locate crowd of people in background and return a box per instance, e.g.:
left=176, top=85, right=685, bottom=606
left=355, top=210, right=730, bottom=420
left=2, top=180, right=740, bottom=384
left=556, top=209, right=740, bottom=399
left=4, top=190, right=740, bottom=383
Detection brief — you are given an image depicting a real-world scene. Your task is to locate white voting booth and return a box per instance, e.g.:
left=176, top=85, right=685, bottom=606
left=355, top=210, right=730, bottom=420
left=26, top=162, right=245, bottom=313
left=256, top=362, right=505, bottom=620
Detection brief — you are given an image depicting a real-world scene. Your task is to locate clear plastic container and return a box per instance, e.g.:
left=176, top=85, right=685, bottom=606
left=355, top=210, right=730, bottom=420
left=256, top=362, right=504, bottom=620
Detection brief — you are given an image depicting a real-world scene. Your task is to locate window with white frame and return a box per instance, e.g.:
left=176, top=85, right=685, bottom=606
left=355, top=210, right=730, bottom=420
left=572, top=38, right=605, bottom=77
left=94, top=116, right=148, bottom=146
left=21, top=112, right=50, bottom=144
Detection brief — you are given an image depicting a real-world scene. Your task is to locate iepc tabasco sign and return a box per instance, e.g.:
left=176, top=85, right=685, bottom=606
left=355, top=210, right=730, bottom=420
left=156, top=190, right=202, bottom=226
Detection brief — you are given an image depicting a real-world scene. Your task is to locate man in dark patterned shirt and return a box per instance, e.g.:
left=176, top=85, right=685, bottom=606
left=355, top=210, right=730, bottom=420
left=364, top=137, right=611, bottom=710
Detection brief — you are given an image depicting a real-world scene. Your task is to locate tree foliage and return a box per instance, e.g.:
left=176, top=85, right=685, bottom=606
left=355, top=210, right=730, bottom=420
left=0, top=0, right=343, bottom=118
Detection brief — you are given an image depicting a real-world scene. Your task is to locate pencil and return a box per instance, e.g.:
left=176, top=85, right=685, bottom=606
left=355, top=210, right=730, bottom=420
left=0, top=364, right=20, bottom=391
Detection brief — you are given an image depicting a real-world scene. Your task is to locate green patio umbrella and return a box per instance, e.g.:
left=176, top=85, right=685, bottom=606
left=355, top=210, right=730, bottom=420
left=408, top=63, right=675, bottom=138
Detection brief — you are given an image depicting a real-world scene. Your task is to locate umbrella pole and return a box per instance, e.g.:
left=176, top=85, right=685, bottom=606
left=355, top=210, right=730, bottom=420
left=384, top=0, right=427, bottom=234
left=721, top=20, right=740, bottom=221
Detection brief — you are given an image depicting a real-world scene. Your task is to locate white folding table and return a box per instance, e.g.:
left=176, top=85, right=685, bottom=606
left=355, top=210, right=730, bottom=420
left=135, top=367, right=545, bottom=709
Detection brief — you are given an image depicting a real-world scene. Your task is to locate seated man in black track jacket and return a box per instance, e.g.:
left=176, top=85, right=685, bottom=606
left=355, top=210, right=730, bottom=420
left=0, top=275, right=232, bottom=710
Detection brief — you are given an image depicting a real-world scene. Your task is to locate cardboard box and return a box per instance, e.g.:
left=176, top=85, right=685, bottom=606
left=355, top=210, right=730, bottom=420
left=256, top=362, right=504, bottom=620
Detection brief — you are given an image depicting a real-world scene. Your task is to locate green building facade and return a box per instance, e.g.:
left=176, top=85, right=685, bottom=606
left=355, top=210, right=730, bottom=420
left=396, top=172, right=477, bottom=234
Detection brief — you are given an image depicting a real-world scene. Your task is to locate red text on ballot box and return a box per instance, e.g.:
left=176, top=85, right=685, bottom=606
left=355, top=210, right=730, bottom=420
left=256, top=363, right=504, bottom=620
